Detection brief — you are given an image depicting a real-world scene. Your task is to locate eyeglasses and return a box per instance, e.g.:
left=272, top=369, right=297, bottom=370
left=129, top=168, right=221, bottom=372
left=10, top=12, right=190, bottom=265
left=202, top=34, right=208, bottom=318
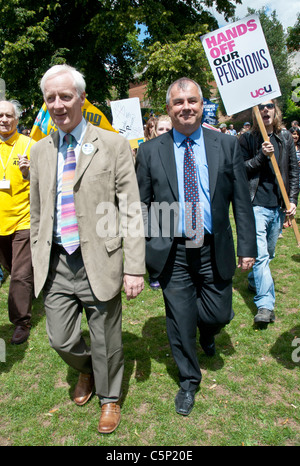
left=258, top=103, right=275, bottom=111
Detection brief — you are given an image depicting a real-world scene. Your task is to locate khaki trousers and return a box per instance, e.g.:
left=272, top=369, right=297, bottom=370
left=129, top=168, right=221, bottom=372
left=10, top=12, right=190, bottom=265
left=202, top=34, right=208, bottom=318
left=43, top=245, right=124, bottom=404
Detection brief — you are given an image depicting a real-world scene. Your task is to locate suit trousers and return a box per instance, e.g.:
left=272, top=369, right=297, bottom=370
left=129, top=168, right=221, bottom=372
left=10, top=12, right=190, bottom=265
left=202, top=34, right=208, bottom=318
left=43, top=245, right=124, bottom=404
left=0, top=229, right=33, bottom=327
left=159, top=235, right=234, bottom=391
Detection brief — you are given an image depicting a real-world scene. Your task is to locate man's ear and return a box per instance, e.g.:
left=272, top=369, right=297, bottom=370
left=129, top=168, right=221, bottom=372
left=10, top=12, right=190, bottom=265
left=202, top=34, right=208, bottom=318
left=80, top=92, right=86, bottom=107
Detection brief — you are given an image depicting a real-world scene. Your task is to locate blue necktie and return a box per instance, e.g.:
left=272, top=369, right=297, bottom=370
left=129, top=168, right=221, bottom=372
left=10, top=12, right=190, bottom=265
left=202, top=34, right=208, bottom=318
left=183, top=137, right=204, bottom=246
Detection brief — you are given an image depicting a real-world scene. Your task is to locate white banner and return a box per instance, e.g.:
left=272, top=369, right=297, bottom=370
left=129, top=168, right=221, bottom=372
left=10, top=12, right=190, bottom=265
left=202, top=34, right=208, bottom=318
left=201, top=15, right=281, bottom=115
left=110, top=97, right=145, bottom=148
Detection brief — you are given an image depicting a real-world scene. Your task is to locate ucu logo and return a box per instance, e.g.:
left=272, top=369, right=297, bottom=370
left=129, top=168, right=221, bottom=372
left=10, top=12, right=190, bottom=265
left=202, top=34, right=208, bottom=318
left=250, top=85, right=272, bottom=98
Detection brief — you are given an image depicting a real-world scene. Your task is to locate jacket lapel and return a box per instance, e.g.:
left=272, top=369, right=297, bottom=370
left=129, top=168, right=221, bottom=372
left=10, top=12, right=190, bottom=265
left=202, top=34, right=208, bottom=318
left=158, top=131, right=179, bottom=200
left=47, top=132, right=59, bottom=198
left=202, top=127, right=220, bottom=200
left=73, top=123, right=99, bottom=187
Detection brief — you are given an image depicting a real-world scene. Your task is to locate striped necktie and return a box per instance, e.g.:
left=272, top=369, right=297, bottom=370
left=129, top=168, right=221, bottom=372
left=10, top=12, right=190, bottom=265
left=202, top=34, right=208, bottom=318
left=183, top=137, right=204, bottom=246
left=61, top=134, right=80, bottom=254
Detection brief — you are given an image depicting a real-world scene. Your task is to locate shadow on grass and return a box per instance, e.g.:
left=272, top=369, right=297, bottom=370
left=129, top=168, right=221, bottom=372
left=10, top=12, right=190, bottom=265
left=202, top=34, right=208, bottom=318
left=121, top=316, right=234, bottom=402
left=47, top=316, right=237, bottom=408
left=233, top=268, right=257, bottom=319
left=63, top=317, right=177, bottom=406
left=291, top=253, right=300, bottom=262
left=122, top=316, right=178, bottom=391
left=0, top=292, right=45, bottom=374
left=270, top=324, right=300, bottom=370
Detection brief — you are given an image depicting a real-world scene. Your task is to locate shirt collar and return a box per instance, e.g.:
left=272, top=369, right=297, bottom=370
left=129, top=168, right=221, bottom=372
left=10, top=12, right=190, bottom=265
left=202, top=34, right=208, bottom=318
left=58, top=118, right=87, bottom=148
left=173, top=126, right=202, bottom=148
left=0, top=130, right=19, bottom=145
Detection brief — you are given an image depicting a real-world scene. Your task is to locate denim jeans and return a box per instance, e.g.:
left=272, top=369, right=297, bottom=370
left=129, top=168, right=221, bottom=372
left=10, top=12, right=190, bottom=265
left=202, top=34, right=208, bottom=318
left=248, top=206, right=285, bottom=311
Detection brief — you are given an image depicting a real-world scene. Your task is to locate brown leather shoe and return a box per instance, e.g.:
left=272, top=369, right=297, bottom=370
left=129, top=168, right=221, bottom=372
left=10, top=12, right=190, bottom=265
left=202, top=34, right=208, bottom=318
left=98, top=402, right=121, bottom=434
left=73, top=373, right=94, bottom=406
left=11, top=325, right=30, bottom=345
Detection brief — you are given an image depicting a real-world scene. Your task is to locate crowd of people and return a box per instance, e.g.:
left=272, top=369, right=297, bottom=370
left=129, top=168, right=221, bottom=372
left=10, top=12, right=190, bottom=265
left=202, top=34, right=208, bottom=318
left=0, top=68, right=298, bottom=432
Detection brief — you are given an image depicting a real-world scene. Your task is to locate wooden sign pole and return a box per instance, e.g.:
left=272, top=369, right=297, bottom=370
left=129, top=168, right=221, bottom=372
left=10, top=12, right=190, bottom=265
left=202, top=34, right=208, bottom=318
left=253, top=105, right=300, bottom=247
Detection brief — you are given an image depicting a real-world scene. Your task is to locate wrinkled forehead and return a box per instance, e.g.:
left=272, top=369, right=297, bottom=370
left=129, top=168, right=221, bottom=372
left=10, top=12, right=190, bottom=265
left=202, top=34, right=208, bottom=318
left=43, top=72, right=78, bottom=96
left=171, top=82, right=200, bottom=98
left=0, top=101, right=16, bottom=117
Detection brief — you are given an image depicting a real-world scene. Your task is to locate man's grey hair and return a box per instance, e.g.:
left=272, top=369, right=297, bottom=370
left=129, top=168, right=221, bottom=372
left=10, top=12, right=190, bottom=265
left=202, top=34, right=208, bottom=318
left=40, top=64, right=86, bottom=97
left=0, top=99, right=22, bottom=119
left=166, top=78, right=203, bottom=105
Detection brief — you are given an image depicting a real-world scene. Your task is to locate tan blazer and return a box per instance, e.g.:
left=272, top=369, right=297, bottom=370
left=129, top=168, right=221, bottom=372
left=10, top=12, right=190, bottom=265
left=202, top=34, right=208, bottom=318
left=30, top=122, right=145, bottom=301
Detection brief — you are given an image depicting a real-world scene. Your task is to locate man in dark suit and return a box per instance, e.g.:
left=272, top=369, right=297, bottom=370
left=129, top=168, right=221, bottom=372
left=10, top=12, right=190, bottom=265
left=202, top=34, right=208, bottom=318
left=136, top=78, right=257, bottom=416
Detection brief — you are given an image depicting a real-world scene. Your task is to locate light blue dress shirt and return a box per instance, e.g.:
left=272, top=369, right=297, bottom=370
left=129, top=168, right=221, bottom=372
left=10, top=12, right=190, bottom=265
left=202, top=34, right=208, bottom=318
left=173, top=126, right=212, bottom=236
left=53, top=118, right=87, bottom=244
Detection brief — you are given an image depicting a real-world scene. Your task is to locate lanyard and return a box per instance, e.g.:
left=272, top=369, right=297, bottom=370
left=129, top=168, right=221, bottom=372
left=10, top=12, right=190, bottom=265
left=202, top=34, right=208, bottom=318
left=0, top=142, right=16, bottom=179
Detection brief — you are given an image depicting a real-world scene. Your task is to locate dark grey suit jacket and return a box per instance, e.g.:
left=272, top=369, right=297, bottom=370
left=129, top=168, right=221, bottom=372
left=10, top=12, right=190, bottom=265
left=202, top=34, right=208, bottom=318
left=136, top=126, right=257, bottom=281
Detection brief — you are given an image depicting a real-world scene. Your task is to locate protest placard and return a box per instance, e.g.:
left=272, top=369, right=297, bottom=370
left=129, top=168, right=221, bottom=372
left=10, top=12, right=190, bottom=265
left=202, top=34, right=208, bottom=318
left=110, top=97, right=145, bottom=149
left=203, top=98, right=218, bottom=125
left=201, top=14, right=281, bottom=116
left=201, top=15, right=300, bottom=245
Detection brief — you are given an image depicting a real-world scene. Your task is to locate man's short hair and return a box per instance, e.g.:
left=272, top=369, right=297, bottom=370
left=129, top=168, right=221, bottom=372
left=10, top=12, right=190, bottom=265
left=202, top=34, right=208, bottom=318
left=0, top=99, right=22, bottom=119
left=40, top=64, right=86, bottom=97
left=166, top=78, right=203, bottom=105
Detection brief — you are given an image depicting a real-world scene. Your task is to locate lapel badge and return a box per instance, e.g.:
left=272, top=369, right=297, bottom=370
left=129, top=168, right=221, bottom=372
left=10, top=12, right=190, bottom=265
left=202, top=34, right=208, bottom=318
left=82, top=143, right=94, bottom=155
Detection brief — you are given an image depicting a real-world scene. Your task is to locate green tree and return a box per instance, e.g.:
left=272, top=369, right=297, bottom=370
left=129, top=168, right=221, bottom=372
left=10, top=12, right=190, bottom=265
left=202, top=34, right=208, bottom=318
left=0, top=0, right=140, bottom=123
left=138, top=0, right=242, bottom=110
left=143, top=30, right=213, bottom=112
left=286, top=13, right=300, bottom=52
left=0, top=0, right=243, bottom=124
left=138, top=0, right=242, bottom=45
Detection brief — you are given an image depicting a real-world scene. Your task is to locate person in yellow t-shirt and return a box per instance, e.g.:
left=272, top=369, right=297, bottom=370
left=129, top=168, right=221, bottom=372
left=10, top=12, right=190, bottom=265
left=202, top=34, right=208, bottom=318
left=0, top=99, right=35, bottom=344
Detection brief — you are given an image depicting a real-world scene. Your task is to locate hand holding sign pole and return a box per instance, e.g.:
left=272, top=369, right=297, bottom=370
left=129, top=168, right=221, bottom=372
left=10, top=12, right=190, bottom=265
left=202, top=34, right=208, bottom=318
left=253, top=106, right=300, bottom=245
left=201, top=15, right=300, bottom=246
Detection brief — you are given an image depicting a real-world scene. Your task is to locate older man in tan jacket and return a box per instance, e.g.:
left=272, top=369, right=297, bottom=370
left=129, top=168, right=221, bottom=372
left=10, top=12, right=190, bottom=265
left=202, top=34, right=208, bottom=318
left=30, top=65, right=145, bottom=434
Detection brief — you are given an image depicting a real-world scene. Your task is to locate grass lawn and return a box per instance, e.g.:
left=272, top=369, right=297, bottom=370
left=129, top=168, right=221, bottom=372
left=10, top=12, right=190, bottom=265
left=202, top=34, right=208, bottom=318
left=0, top=218, right=299, bottom=447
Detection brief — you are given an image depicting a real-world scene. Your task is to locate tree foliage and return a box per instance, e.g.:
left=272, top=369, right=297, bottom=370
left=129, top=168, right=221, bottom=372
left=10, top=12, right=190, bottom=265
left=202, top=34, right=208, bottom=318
left=0, top=0, right=243, bottom=123
left=143, top=31, right=213, bottom=112
left=0, top=0, right=140, bottom=119
left=286, top=13, right=300, bottom=52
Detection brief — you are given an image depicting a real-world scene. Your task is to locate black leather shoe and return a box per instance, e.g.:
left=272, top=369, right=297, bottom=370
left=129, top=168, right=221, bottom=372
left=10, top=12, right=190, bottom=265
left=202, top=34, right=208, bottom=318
left=175, top=388, right=196, bottom=416
left=200, top=336, right=216, bottom=356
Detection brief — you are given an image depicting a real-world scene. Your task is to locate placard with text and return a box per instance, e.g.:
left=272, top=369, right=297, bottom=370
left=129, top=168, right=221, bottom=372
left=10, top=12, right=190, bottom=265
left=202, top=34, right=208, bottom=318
left=201, top=15, right=281, bottom=115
